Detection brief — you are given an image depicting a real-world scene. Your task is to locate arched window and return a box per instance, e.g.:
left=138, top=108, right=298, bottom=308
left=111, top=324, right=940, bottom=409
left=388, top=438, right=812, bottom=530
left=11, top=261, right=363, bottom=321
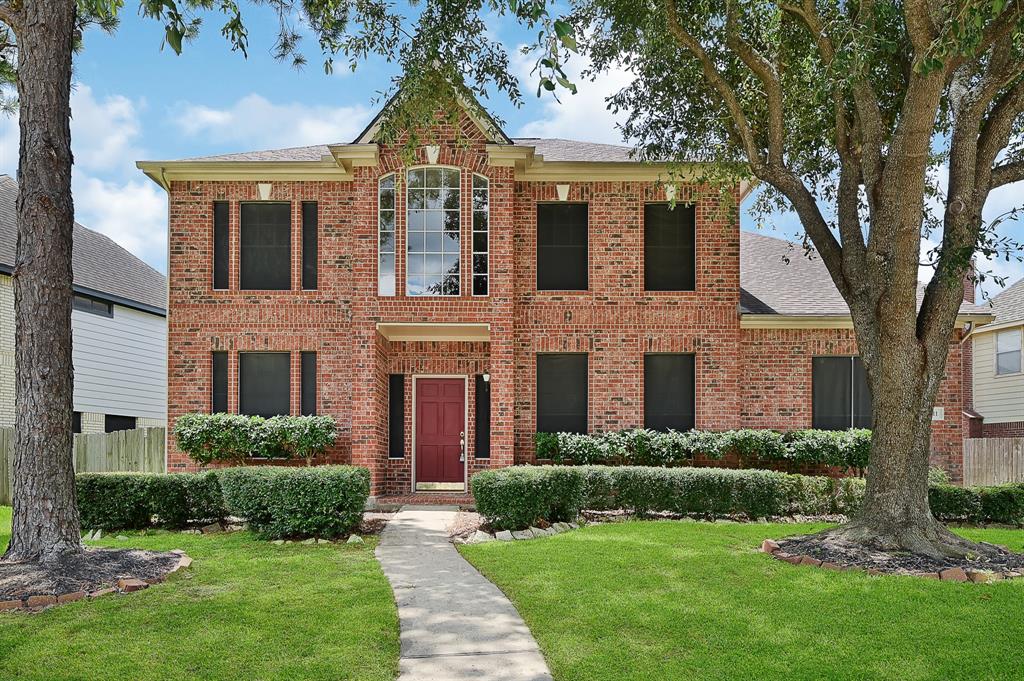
left=378, top=173, right=396, bottom=296
left=407, top=167, right=460, bottom=296
left=471, top=174, right=489, bottom=296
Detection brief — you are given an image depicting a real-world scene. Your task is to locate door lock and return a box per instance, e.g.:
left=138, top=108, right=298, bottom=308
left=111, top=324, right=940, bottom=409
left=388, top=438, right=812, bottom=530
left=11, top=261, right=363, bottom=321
left=459, top=431, right=466, bottom=462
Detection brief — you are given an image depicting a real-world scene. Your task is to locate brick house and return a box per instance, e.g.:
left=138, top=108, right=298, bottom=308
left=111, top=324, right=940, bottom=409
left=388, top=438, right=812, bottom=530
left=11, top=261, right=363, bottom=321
left=964, top=277, right=1024, bottom=438
left=139, top=99, right=992, bottom=499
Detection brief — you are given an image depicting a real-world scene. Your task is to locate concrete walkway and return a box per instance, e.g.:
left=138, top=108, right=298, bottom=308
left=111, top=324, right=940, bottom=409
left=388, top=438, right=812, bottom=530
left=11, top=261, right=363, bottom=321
left=376, top=506, right=553, bottom=681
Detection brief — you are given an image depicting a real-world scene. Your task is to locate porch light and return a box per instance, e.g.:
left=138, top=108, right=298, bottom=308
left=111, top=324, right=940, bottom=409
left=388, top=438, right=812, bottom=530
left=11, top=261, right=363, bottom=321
left=482, top=372, right=490, bottom=383
left=257, top=183, right=272, bottom=200
left=556, top=183, right=570, bottom=201
left=425, top=145, right=441, bottom=164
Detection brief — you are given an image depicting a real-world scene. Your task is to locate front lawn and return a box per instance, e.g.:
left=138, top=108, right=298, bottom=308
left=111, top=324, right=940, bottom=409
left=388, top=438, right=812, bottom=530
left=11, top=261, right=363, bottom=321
left=0, top=506, right=399, bottom=681
left=461, top=521, right=1024, bottom=681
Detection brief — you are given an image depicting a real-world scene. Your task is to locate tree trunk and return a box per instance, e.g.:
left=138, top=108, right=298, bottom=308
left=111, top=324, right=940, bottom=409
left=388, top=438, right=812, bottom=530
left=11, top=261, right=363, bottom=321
left=827, top=320, right=986, bottom=559
left=2, top=0, right=82, bottom=563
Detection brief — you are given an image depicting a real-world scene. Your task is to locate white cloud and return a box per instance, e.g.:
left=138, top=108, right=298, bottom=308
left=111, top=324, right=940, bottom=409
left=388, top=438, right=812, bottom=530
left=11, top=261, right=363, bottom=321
left=513, top=50, right=634, bottom=144
left=72, top=174, right=167, bottom=272
left=70, top=85, right=144, bottom=173
left=173, top=94, right=372, bottom=149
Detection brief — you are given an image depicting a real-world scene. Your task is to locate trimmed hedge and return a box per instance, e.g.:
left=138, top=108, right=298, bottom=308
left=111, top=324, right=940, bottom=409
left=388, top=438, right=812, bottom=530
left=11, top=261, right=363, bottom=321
left=534, top=428, right=871, bottom=470
left=473, top=466, right=1024, bottom=531
left=77, top=471, right=225, bottom=531
left=174, top=413, right=337, bottom=466
left=217, top=466, right=369, bottom=539
left=472, top=465, right=868, bottom=530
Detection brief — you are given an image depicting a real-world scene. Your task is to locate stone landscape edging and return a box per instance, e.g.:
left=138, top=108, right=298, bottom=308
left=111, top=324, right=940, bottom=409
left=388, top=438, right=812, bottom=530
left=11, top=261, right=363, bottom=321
left=0, top=551, right=193, bottom=613
left=459, top=522, right=580, bottom=544
left=761, top=539, right=1023, bottom=582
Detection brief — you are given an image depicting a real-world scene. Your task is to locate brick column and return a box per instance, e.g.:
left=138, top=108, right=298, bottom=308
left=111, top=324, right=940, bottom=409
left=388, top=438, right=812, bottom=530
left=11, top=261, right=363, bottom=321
left=350, top=322, right=387, bottom=495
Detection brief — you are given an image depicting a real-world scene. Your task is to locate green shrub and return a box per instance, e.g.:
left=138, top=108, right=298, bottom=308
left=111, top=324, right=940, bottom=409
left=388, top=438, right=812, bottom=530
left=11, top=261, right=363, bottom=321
left=76, top=471, right=226, bottom=530
left=217, top=466, right=369, bottom=539
left=471, top=466, right=586, bottom=530
left=174, top=413, right=337, bottom=466
left=532, top=427, right=873, bottom=470
left=978, top=484, right=1024, bottom=525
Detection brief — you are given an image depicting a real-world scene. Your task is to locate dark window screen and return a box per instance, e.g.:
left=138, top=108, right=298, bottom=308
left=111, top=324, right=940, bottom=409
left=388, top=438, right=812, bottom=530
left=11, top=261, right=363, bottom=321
left=644, top=203, right=696, bottom=291
left=213, top=201, right=229, bottom=289
left=105, top=415, right=136, bottom=433
left=388, top=374, right=405, bottom=458
left=301, top=351, right=316, bottom=415
left=302, top=201, right=318, bottom=290
left=812, top=357, right=872, bottom=430
left=212, top=351, right=228, bottom=413
left=72, top=294, right=112, bottom=317
left=475, top=374, right=491, bottom=458
left=644, top=354, right=696, bottom=431
left=72, top=411, right=82, bottom=434
left=537, top=354, right=588, bottom=433
left=537, top=204, right=588, bottom=290
left=240, top=203, right=291, bottom=290
left=239, top=352, right=290, bottom=417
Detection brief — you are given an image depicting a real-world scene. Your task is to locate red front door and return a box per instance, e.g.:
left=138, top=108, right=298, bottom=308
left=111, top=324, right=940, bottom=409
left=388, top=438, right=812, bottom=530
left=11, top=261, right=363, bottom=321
left=415, top=378, right=466, bottom=487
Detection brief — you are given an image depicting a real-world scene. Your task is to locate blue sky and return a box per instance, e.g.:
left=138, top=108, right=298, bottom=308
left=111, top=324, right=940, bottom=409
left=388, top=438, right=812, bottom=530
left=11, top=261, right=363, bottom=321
left=0, top=7, right=1019, bottom=296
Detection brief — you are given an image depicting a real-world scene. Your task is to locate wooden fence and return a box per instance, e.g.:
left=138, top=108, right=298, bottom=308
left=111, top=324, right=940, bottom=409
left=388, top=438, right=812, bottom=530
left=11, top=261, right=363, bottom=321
left=0, top=427, right=165, bottom=506
left=963, top=437, right=1024, bottom=487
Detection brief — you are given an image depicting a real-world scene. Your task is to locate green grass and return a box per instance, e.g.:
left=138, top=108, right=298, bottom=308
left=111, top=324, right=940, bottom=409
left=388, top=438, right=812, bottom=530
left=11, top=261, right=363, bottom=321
left=461, top=520, right=1024, bottom=681
left=0, top=506, right=399, bottom=681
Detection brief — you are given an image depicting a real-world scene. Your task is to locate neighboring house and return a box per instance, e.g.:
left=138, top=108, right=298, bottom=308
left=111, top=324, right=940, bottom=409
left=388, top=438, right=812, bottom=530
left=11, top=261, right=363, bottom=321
left=0, top=175, right=168, bottom=433
left=967, top=278, right=1024, bottom=437
left=138, top=95, right=990, bottom=496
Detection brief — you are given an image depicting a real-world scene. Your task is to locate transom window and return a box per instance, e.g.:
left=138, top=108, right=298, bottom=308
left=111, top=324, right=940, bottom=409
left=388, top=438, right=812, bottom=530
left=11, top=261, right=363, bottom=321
left=407, top=167, right=460, bottom=296
left=472, top=174, right=489, bottom=296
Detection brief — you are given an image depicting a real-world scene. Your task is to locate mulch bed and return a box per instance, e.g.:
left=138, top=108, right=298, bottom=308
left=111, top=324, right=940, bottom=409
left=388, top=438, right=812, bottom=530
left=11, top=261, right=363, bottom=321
left=359, top=511, right=396, bottom=536
left=0, top=548, right=184, bottom=609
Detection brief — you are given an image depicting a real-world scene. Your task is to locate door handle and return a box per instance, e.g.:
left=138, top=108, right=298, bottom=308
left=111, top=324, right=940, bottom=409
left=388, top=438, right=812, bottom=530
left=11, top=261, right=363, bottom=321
left=459, top=431, right=466, bottom=462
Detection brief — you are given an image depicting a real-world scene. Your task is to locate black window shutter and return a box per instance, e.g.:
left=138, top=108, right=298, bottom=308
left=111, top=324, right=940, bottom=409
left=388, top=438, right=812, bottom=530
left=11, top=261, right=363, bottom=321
left=388, top=375, right=405, bottom=458
left=105, top=415, right=137, bottom=433
left=812, top=357, right=853, bottom=430
left=474, top=374, right=491, bottom=458
left=644, top=354, right=695, bottom=431
left=240, top=203, right=291, bottom=290
left=536, top=354, right=588, bottom=433
left=212, top=351, right=228, bottom=413
left=238, top=352, right=291, bottom=417
left=213, top=201, right=229, bottom=289
left=537, top=204, right=588, bottom=290
left=852, top=357, right=872, bottom=428
left=302, top=201, right=318, bottom=290
left=644, top=203, right=696, bottom=291
left=301, top=351, right=317, bottom=415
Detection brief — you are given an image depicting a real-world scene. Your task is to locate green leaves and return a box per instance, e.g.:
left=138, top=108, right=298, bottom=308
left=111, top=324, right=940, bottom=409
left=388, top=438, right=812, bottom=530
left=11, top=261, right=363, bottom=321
left=173, top=413, right=338, bottom=466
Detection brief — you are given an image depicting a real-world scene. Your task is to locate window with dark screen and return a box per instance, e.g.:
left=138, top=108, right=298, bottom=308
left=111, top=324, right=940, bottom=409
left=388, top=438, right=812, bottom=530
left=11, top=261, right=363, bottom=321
left=644, top=203, right=696, bottom=291
left=812, top=356, right=871, bottom=430
left=644, top=354, right=696, bottom=431
left=212, top=351, right=228, bottom=413
left=537, top=204, right=588, bottom=291
left=239, top=352, right=291, bottom=417
left=213, top=201, right=229, bottom=289
left=240, top=203, right=291, bottom=290
left=536, top=354, right=588, bottom=433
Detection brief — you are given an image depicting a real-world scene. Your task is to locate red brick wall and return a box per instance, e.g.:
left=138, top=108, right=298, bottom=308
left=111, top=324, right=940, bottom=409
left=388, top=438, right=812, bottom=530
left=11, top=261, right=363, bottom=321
left=162, top=114, right=969, bottom=492
left=981, top=422, right=1024, bottom=438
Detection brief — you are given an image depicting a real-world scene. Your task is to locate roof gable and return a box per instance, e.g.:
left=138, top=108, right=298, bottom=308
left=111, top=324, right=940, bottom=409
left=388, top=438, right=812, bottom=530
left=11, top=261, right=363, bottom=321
left=353, top=88, right=512, bottom=145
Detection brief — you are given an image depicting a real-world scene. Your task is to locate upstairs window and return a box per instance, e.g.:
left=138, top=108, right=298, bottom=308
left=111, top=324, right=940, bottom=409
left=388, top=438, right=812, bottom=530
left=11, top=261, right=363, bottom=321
left=812, top=356, right=871, bottom=430
left=378, top=174, right=396, bottom=296
left=213, top=201, right=229, bottom=289
left=644, top=203, right=696, bottom=291
left=73, top=294, right=112, bottom=317
left=239, top=352, right=290, bottom=417
left=472, top=174, right=489, bottom=296
left=407, top=167, right=460, bottom=296
left=996, top=328, right=1022, bottom=375
left=537, top=204, right=588, bottom=291
left=240, top=203, right=291, bottom=290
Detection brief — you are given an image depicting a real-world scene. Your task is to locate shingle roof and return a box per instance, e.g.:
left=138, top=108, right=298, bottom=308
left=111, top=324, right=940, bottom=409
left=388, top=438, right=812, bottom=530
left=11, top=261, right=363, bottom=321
left=988, top=277, right=1024, bottom=325
left=158, top=138, right=642, bottom=164
left=0, top=175, right=166, bottom=313
left=739, top=231, right=990, bottom=317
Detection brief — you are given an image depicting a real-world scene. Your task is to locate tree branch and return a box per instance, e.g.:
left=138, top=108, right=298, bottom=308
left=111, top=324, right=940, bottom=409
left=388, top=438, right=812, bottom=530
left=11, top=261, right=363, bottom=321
left=977, top=77, right=1024, bottom=187
left=0, top=1, right=21, bottom=32
left=992, top=160, right=1024, bottom=188
left=724, top=4, right=784, bottom=164
left=903, top=0, right=938, bottom=54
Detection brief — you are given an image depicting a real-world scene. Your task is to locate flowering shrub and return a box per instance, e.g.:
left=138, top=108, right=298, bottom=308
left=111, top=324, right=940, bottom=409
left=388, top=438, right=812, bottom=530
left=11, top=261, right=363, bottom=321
left=174, top=413, right=337, bottom=466
left=534, top=428, right=872, bottom=471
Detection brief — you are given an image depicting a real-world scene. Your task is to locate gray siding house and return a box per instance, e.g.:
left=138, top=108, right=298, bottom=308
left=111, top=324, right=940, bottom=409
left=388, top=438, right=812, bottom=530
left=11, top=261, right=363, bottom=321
left=0, top=175, right=167, bottom=432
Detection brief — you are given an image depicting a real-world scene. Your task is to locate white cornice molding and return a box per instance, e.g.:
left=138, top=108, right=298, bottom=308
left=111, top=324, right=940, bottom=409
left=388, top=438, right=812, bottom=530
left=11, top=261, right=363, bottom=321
left=742, top=313, right=994, bottom=330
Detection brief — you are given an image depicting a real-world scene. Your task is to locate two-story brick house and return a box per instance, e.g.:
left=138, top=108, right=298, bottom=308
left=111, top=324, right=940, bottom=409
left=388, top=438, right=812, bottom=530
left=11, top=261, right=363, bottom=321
left=139, top=98, right=991, bottom=499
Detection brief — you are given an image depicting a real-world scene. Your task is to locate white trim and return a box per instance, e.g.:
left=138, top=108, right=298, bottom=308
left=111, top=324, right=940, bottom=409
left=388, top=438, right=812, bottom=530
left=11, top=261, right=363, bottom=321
left=405, top=166, right=463, bottom=298
left=378, top=173, right=397, bottom=296
left=376, top=322, right=490, bottom=342
left=965, top=318, right=1023, bottom=340
left=410, top=375, right=469, bottom=494
left=994, top=327, right=1023, bottom=377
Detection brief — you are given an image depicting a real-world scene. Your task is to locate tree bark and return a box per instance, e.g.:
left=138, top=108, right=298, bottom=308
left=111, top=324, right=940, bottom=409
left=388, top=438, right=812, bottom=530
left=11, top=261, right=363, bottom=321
left=2, top=0, right=82, bottom=563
